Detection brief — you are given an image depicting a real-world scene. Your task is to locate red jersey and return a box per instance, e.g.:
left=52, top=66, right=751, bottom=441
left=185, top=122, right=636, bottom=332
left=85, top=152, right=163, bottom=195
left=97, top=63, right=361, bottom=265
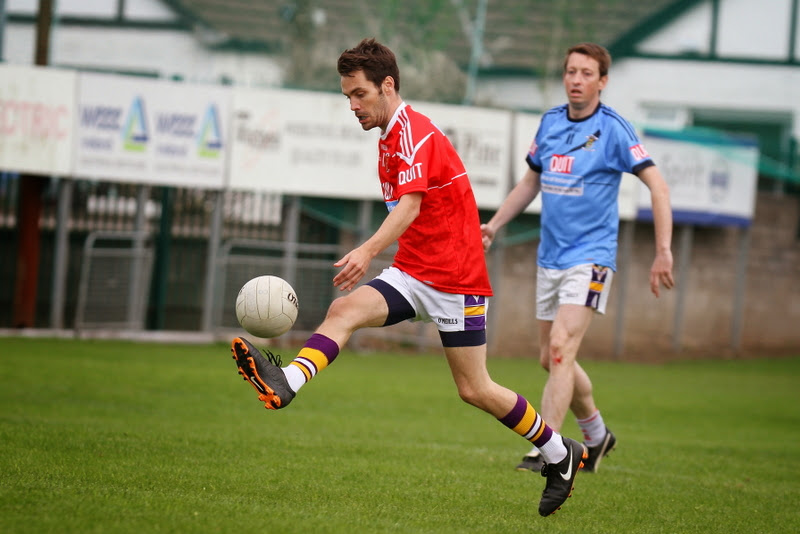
left=378, top=103, right=492, bottom=296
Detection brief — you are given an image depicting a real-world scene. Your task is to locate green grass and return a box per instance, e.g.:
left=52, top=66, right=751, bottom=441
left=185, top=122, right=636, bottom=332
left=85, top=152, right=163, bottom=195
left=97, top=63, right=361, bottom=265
left=1, top=337, right=798, bottom=534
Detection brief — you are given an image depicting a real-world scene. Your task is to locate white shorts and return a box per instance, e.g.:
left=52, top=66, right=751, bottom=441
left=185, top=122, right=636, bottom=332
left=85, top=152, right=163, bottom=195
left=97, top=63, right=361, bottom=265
left=372, top=266, right=488, bottom=333
left=536, top=264, right=614, bottom=321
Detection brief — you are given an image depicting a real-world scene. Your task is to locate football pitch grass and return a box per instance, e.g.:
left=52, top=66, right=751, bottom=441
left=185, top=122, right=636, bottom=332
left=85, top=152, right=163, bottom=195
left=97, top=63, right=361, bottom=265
left=1, top=337, right=798, bottom=534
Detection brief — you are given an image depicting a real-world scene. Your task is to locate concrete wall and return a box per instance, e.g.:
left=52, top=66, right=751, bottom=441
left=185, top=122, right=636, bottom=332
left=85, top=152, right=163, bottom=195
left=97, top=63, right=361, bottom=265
left=488, top=192, right=800, bottom=360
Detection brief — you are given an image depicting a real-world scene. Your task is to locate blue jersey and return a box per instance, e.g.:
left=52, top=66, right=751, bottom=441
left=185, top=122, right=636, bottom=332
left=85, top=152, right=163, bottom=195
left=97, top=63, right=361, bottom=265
left=527, top=103, right=654, bottom=271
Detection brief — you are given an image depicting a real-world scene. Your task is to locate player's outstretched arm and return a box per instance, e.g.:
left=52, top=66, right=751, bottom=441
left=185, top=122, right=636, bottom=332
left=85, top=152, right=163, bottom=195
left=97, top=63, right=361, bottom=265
left=333, top=192, right=423, bottom=291
left=638, top=165, right=675, bottom=297
left=481, top=168, right=541, bottom=252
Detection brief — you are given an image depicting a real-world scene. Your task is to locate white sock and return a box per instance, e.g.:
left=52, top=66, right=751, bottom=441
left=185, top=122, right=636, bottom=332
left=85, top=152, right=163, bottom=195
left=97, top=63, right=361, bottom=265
left=538, top=433, right=567, bottom=464
left=577, top=411, right=607, bottom=447
left=282, top=365, right=307, bottom=393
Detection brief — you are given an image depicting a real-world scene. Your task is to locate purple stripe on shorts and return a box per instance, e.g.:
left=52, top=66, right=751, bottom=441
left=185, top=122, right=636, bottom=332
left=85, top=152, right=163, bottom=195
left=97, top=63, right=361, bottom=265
left=585, top=264, right=608, bottom=309
left=303, top=333, right=340, bottom=364
left=498, top=394, right=527, bottom=427
left=464, top=294, right=485, bottom=307
left=464, top=294, right=486, bottom=331
left=465, top=315, right=485, bottom=331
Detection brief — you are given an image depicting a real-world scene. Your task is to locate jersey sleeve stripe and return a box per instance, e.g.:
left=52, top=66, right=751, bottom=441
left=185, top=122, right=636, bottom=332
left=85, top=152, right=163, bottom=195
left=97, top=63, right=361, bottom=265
left=600, top=106, right=639, bottom=141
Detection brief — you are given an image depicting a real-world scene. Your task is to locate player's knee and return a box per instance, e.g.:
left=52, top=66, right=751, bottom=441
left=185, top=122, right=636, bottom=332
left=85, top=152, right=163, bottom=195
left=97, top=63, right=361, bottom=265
left=455, top=383, right=483, bottom=408
left=546, top=341, right=570, bottom=368
left=324, top=296, right=356, bottom=325
left=456, top=384, right=477, bottom=406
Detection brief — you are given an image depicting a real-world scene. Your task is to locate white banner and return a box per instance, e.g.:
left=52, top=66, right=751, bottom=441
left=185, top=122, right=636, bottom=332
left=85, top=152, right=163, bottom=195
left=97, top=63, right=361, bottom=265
left=411, top=101, right=511, bottom=209
left=638, top=130, right=758, bottom=226
left=74, top=73, right=229, bottom=188
left=229, top=87, right=379, bottom=197
left=513, top=112, right=640, bottom=220
left=0, top=64, right=76, bottom=175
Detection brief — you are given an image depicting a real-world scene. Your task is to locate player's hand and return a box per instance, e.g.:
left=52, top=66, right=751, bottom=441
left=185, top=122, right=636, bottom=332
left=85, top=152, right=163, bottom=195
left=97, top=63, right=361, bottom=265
left=649, top=250, right=675, bottom=297
left=480, top=223, right=495, bottom=253
left=333, top=248, right=371, bottom=291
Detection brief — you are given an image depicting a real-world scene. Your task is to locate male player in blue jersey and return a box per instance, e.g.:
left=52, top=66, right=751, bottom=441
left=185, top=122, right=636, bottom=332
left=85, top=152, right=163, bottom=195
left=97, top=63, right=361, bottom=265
left=481, top=42, right=674, bottom=474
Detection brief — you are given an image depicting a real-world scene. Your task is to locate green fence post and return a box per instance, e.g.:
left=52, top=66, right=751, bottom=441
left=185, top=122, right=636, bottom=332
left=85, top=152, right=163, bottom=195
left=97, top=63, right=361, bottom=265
left=149, top=187, right=175, bottom=330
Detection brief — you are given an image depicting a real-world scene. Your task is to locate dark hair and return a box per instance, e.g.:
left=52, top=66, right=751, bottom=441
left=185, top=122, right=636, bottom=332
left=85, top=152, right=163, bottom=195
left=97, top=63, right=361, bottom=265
left=337, top=38, right=401, bottom=92
left=563, top=42, right=611, bottom=78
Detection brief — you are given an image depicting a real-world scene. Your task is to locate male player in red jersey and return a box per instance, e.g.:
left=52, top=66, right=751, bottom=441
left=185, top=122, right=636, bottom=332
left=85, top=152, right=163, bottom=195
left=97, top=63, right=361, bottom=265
left=229, top=38, right=587, bottom=516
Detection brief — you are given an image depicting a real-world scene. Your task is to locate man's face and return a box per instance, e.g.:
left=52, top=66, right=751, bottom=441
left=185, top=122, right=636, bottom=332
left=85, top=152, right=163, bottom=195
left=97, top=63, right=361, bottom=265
left=563, top=52, right=607, bottom=112
left=341, top=69, right=392, bottom=131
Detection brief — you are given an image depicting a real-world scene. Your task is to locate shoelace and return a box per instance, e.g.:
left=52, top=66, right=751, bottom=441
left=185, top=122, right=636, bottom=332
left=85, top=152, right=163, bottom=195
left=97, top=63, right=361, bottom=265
left=263, top=349, right=284, bottom=367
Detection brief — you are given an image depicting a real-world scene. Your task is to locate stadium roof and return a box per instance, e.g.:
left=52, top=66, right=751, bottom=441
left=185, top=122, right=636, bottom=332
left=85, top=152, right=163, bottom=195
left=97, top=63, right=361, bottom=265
left=164, top=0, right=686, bottom=75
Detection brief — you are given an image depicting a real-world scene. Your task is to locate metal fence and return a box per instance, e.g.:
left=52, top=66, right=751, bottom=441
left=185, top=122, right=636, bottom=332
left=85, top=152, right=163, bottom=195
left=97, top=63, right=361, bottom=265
left=213, top=238, right=341, bottom=333
left=0, top=175, right=440, bottom=348
left=0, top=175, right=343, bottom=333
left=75, top=231, right=154, bottom=332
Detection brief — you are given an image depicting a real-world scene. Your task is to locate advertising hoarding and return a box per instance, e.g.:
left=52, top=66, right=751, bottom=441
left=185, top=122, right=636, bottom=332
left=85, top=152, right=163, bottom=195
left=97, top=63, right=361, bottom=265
left=229, top=87, right=379, bottom=197
left=638, top=129, right=758, bottom=226
left=74, top=73, right=230, bottom=188
left=411, top=101, right=511, bottom=209
left=0, top=64, right=76, bottom=175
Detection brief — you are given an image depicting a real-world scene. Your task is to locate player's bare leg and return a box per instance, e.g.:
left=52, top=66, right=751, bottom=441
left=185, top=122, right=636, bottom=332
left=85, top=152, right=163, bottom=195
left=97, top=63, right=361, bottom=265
left=231, top=285, right=389, bottom=409
left=314, top=284, right=389, bottom=348
left=539, top=304, right=594, bottom=430
left=444, top=343, right=585, bottom=516
left=517, top=305, right=594, bottom=471
left=443, top=344, right=518, bottom=417
left=540, top=305, right=616, bottom=472
left=569, top=361, right=597, bottom=420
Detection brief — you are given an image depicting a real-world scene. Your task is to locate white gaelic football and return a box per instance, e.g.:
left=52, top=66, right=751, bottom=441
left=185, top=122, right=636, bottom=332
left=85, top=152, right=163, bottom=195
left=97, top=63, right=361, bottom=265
left=235, top=275, right=298, bottom=338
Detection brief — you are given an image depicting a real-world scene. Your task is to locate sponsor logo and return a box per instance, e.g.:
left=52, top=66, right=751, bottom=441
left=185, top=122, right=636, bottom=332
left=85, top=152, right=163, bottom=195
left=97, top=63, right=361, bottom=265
left=709, top=157, right=730, bottom=203
left=566, top=129, right=601, bottom=154
left=197, top=104, right=223, bottom=158
left=248, top=375, right=265, bottom=394
left=156, top=112, right=196, bottom=137
left=528, top=139, right=538, bottom=158
left=0, top=100, right=69, bottom=139
left=398, top=162, right=423, bottom=185
left=630, top=143, right=650, bottom=161
left=382, top=182, right=394, bottom=201
left=549, top=154, right=574, bottom=174
left=236, top=124, right=280, bottom=151
left=81, top=105, right=123, bottom=131
left=437, top=318, right=458, bottom=325
left=445, top=128, right=502, bottom=166
left=122, top=96, right=148, bottom=152
left=583, top=133, right=598, bottom=151
left=559, top=446, right=575, bottom=481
